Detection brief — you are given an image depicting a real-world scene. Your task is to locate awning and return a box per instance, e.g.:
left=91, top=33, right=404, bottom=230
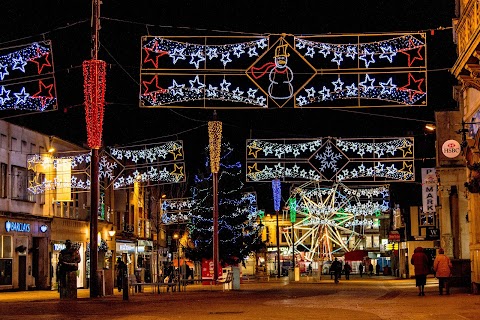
left=344, top=250, right=369, bottom=261
left=172, top=258, right=194, bottom=268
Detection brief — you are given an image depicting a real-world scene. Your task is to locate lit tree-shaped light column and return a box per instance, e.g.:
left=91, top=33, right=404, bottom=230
left=272, top=178, right=281, bottom=278
left=208, top=120, right=222, bottom=282
left=83, top=0, right=107, bottom=295
left=83, top=58, right=106, bottom=297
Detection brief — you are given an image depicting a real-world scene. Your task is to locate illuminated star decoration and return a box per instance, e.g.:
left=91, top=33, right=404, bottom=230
left=295, top=34, right=424, bottom=69
left=246, top=137, right=415, bottom=182
left=26, top=141, right=186, bottom=194
left=0, top=41, right=57, bottom=111
left=294, top=34, right=426, bottom=107
left=140, top=37, right=269, bottom=107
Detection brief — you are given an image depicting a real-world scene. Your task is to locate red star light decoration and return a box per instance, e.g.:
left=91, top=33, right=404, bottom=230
left=400, top=39, right=424, bottom=67
left=31, top=80, right=54, bottom=107
left=399, top=73, right=424, bottom=101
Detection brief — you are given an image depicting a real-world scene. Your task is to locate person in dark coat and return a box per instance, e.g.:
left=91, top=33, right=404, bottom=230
left=411, top=246, right=430, bottom=296
left=376, top=263, right=381, bottom=276
left=343, top=263, right=351, bottom=280
left=330, top=258, right=342, bottom=284
left=359, top=263, right=364, bottom=278
left=116, top=257, right=127, bottom=292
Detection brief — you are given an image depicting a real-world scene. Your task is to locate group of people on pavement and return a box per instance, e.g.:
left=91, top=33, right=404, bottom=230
left=411, top=246, right=452, bottom=296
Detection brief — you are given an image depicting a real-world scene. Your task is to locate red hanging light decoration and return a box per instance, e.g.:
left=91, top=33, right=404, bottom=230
left=83, top=59, right=106, bottom=149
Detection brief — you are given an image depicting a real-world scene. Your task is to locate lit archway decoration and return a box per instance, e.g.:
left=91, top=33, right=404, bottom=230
left=83, top=59, right=106, bottom=149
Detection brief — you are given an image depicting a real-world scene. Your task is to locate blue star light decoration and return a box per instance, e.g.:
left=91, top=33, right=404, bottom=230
left=0, top=41, right=56, bottom=111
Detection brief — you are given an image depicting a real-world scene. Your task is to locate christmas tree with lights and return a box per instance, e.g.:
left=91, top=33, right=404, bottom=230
left=185, top=142, right=265, bottom=267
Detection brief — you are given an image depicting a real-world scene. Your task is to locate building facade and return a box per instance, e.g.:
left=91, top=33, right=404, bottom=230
left=451, top=0, right=480, bottom=292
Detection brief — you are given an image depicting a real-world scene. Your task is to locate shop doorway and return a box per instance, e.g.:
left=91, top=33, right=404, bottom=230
left=18, top=255, right=26, bottom=290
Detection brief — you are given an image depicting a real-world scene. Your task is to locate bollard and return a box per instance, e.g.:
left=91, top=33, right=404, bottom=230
left=122, top=271, right=128, bottom=300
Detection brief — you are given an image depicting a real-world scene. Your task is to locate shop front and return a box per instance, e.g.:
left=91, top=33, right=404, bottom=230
left=51, top=240, right=85, bottom=290
left=0, top=215, right=51, bottom=291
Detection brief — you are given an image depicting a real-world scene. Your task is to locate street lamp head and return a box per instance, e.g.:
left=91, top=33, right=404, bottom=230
left=173, top=233, right=179, bottom=240
left=108, top=226, right=116, bottom=239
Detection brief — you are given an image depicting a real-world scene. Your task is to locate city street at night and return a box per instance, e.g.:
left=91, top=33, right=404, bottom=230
left=0, top=277, right=476, bottom=320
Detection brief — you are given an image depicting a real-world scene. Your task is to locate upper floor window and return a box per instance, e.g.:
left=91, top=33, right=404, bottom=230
left=11, top=166, right=35, bottom=202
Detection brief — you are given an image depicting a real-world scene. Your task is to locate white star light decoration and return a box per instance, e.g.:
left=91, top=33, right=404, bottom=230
left=0, top=42, right=56, bottom=111
left=27, top=142, right=185, bottom=194
left=246, top=137, right=414, bottom=182
left=143, top=37, right=268, bottom=68
left=142, top=75, right=268, bottom=107
left=295, top=34, right=426, bottom=106
left=141, top=37, right=269, bottom=107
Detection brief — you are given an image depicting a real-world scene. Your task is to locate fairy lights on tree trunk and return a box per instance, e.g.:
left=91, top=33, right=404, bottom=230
left=208, top=120, right=222, bottom=282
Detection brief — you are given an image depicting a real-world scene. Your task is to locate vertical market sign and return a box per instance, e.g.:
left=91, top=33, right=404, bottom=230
left=421, top=168, right=437, bottom=214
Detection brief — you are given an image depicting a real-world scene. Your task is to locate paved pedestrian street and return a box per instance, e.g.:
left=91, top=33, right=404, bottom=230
left=0, top=277, right=477, bottom=320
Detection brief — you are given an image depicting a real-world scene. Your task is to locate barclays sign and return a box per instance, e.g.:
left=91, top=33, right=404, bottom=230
left=5, top=220, right=31, bottom=233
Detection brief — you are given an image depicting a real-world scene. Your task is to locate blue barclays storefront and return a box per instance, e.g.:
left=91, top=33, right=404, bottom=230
left=0, top=214, right=51, bottom=291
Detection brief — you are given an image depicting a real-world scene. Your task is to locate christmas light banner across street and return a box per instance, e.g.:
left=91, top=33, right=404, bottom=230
left=140, top=33, right=426, bottom=109
left=27, top=140, right=186, bottom=194
left=161, top=191, right=258, bottom=225
left=0, top=41, right=57, bottom=111
left=246, top=137, right=414, bottom=183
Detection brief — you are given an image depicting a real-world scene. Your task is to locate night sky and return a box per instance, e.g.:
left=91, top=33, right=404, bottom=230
left=0, top=0, right=457, bottom=210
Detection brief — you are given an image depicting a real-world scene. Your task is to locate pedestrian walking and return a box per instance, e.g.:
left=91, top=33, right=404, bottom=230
left=433, top=248, right=453, bottom=295
left=343, top=263, right=351, bottom=280
left=411, top=246, right=429, bottom=296
left=368, top=263, right=374, bottom=277
left=330, top=258, right=342, bottom=284
left=359, top=263, right=364, bottom=278
left=376, top=263, right=381, bottom=276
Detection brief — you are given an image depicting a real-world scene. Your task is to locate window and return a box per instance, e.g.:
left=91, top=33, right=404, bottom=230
left=21, top=140, right=27, bottom=153
left=11, top=166, right=35, bottom=202
left=0, top=235, right=13, bottom=285
left=0, top=163, right=6, bottom=198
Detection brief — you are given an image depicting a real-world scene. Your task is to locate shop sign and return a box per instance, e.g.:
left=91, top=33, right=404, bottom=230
left=5, top=220, right=30, bottom=233
left=40, top=225, right=48, bottom=233
left=388, top=232, right=400, bottom=241
left=421, top=168, right=437, bottom=214
left=53, top=243, right=66, bottom=251
left=441, top=140, right=461, bottom=158
left=117, top=242, right=135, bottom=252
left=427, top=228, right=440, bottom=240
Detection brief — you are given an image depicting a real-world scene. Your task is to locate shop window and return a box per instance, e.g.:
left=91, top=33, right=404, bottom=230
left=0, top=235, right=13, bottom=285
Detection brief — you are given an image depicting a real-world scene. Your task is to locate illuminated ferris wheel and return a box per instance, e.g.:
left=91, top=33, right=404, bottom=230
left=282, top=181, right=389, bottom=262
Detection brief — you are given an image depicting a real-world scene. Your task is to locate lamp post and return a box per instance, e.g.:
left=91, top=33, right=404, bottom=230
left=289, top=198, right=297, bottom=270
left=272, top=179, right=281, bottom=278
left=208, top=118, right=222, bottom=282
left=157, top=194, right=166, bottom=289
left=173, top=232, right=180, bottom=292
